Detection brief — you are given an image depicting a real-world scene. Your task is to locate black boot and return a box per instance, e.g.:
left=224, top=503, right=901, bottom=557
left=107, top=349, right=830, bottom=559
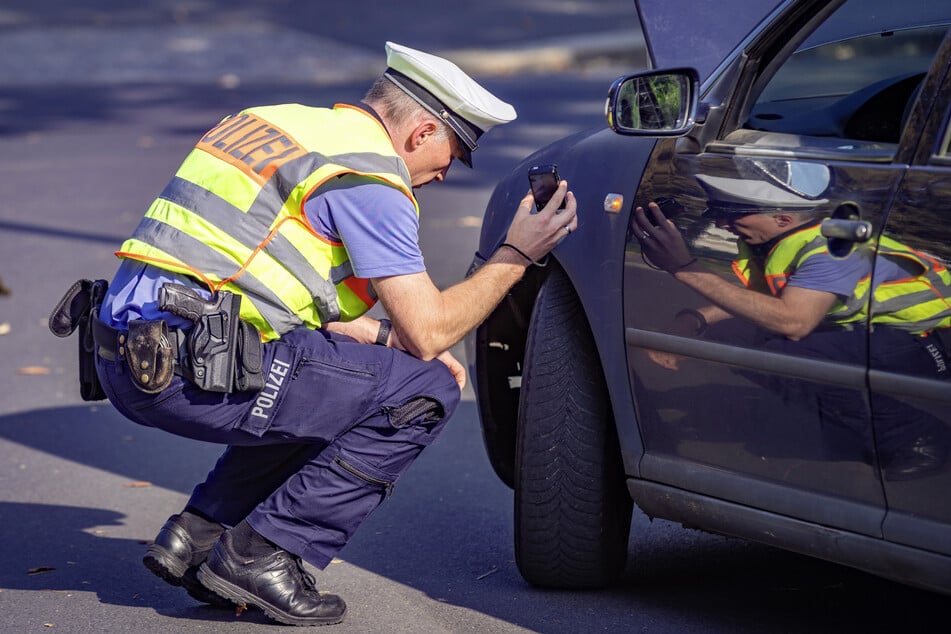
left=143, top=510, right=230, bottom=607
left=197, top=521, right=347, bottom=626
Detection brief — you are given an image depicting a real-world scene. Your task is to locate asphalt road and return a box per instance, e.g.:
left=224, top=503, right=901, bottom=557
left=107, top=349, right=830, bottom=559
left=1, top=2, right=950, bottom=633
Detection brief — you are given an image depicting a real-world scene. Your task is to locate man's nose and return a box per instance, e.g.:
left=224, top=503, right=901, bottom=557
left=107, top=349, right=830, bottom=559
left=436, top=163, right=453, bottom=182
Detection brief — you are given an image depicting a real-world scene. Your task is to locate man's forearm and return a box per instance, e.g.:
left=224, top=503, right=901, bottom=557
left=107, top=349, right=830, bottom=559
left=672, top=263, right=832, bottom=339
left=437, top=246, right=531, bottom=343
left=379, top=246, right=529, bottom=360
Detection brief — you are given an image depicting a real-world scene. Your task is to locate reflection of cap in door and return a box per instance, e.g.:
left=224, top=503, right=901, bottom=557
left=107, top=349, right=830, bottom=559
left=698, top=173, right=829, bottom=218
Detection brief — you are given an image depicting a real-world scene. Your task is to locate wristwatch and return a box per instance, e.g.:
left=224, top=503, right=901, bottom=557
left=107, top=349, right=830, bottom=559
left=375, top=318, right=392, bottom=346
left=674, top=308, right=707, bottom=337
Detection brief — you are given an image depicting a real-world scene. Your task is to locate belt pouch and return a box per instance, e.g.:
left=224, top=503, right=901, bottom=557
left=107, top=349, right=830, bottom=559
left=234, top=320, right=265, bottom=392
left=126, top=319, right=175, bottom=394
left=49, top=278, right=108, bottom=401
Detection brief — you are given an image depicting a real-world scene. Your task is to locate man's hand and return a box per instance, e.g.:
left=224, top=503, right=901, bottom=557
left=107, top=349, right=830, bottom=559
left=503, top=182, right=577, bottom=262
left=437, top=350, right=466, bottom=391
left=632, top=202, right=694, bottom=272
left=327, top=318, right=466, bottom=390
left=647, top=349, right=684, bottom=370
left=387, top=324, right=465, bottom=390
left=324, top=315, right=381, bottom=345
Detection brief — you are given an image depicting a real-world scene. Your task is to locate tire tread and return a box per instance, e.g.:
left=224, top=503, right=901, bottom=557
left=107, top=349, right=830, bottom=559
left=514, top=267, right=632, bottom=589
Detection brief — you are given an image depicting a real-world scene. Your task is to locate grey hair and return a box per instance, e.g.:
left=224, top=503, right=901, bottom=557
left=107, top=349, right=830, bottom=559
left=363, top=76, right=452, bottom=142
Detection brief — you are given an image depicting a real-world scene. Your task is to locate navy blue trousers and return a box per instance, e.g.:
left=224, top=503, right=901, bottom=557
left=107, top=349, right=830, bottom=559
left=96, top=325, right=460, bottom=569
left=761, top=327, right=948, bottom=461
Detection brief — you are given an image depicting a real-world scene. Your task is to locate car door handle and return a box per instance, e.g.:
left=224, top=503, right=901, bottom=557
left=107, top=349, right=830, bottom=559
left=820, top=218, right=873, bottom=243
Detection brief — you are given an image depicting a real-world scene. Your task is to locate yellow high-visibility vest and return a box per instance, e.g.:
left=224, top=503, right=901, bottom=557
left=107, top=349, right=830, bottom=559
left=868, top=236, right=951, bottom=334
left=116, top=104, right=419, bottom=341
left=732, top=224, right=951, bottom=334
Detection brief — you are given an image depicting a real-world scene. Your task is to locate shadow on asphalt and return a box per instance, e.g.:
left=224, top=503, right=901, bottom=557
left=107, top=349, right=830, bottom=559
left=617, top=528, right=951, bottom=634
left=0, top=500, right=277, bottom=626
left=0, top=405, right=221, bottom=493
left=1, top=502, right=133, bottom=600
left=0, top=501, right=266, bottom=623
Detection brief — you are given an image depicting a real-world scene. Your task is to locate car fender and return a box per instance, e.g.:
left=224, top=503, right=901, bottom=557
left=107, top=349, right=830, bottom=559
left=471, top=124, right=657, bottom=480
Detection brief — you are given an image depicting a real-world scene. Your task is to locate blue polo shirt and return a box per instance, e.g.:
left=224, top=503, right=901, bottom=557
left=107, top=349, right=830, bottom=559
left=785, top=247, right=910, bottom=297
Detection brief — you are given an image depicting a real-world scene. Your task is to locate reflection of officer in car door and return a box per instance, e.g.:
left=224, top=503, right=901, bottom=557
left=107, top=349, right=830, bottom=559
left=632, top=172, right=951, bottom=479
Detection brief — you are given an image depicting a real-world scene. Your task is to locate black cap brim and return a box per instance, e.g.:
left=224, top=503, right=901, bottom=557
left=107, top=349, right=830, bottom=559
left=385, top=69, right=480, bottom=168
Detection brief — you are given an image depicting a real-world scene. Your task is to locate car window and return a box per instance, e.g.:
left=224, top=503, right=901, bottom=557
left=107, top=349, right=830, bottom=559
left=940, top=111, right=951, bottom=158
left=729, top=1, right=949, bottom=158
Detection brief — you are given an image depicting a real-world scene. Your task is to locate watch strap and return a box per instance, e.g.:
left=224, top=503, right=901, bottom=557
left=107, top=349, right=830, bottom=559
left=375, top=318, right=392, bottom=346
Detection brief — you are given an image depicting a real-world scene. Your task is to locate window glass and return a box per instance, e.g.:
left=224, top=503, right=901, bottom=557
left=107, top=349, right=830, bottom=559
left=743, top=2, right=948, bottom=146
left=941, top=110, right=951, bottom=157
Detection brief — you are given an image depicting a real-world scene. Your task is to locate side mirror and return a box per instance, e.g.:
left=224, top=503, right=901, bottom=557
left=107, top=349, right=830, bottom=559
left=606, top=68, right=700, bottom=136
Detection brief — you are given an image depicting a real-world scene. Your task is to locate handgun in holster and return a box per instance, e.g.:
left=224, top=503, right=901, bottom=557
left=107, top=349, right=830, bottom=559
left=159, top=283, right=264, bottom=393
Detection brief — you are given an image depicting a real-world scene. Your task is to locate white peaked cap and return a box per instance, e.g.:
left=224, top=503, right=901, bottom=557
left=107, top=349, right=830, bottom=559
left=384, top=41, right=517, bottom=166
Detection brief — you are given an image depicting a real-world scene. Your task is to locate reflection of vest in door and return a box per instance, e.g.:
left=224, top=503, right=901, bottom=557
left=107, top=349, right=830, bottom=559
left=116, top=104, right=418, bottom=342
left=732, top=224, right=951, bottom=334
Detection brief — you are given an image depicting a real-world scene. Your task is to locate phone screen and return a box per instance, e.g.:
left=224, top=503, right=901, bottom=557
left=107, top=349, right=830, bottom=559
left=652, top=197, right=684, bottom=225
left=528, top=164, right=564, bottom=212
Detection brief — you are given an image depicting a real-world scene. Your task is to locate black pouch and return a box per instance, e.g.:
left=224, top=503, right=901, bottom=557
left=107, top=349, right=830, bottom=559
left=234, top=320, right=265, bottom=392
left=49, top=279, right=109, bottom=401
left=126, top=319, right=176, bottom=394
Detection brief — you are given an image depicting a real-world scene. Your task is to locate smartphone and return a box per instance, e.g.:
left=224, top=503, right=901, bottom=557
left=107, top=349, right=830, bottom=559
left=528, top=164, right=566, bottom=213
left=651, top=197, right=684, bottom=225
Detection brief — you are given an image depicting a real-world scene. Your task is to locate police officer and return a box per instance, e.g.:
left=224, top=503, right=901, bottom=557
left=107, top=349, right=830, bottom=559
left=92, top=42, right=577, bottom=626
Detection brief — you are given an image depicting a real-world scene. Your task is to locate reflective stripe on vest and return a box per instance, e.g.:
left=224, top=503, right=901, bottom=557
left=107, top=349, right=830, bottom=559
left=116, top=104, right=418, bottom=341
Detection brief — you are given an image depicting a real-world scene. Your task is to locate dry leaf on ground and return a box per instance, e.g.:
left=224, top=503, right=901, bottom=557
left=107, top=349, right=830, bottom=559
left=16, top=366, right=50, bottom=375
left=28, top=566, right=55, bottom=575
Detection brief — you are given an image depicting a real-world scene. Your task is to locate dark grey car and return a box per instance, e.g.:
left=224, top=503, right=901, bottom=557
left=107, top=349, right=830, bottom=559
left=465, top=0, right=951, bottom=595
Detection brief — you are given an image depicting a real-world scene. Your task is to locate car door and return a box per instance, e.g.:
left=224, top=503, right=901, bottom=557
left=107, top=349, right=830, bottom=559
left=873, top=40, right=951, bottom=556
left=624, top=1, right=951, bottom=538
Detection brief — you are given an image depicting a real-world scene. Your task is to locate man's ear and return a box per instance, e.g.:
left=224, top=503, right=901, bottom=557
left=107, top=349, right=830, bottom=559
left=773, top=213, right=796, bottom=228
left=410, top=120, right=439, bottom=149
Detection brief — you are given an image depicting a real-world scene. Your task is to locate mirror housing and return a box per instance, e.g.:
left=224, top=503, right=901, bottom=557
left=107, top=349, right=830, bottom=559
left=606, top=68, right=700, bottom=136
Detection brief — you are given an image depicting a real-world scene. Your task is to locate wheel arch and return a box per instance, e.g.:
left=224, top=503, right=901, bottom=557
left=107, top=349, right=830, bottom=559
left=470, top=126, right=656, bottom=488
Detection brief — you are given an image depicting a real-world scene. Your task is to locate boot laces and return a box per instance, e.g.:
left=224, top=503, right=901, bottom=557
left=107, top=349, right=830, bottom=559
left=294, top=556, right=318, bottom=592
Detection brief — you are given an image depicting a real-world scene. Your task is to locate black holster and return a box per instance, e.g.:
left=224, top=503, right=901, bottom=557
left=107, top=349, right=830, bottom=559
left=49, top=279, right=109, bottom=401
left=159, top=283, right=264, bottom=393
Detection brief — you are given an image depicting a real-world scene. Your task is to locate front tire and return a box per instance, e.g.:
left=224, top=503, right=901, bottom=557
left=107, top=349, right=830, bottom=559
left=514, top=267, right=632, bottom=589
